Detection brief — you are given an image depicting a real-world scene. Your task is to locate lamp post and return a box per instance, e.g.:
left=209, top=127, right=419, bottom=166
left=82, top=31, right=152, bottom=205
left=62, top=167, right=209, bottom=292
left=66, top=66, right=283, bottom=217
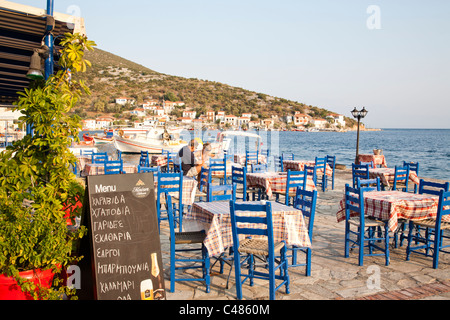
left=351, top=107, right=368, bottom=163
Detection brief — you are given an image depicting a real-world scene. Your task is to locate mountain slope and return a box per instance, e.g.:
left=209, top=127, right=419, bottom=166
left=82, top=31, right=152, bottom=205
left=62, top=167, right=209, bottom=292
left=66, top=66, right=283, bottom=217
left=75, top=48, right=356, bottom=127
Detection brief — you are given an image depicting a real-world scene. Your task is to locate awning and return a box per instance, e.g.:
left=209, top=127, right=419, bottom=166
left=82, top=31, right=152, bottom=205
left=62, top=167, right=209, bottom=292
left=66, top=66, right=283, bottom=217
left=0, top=0, right=86, bottom=104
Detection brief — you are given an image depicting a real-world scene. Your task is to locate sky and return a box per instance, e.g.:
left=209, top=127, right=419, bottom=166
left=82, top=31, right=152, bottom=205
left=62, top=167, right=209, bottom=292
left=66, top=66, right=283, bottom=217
left=12, top=0, right=450, bottom=128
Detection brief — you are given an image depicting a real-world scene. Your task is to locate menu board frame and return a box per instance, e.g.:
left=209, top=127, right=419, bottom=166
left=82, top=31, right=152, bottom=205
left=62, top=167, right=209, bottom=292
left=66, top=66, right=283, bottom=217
left=84, top=173, right=165, bottom=300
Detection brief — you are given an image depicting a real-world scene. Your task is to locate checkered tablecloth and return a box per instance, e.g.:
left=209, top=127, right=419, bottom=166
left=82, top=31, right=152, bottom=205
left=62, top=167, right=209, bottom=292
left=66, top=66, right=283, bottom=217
left=335, top=190, right=448, bottom=232
left=246, top=172, right=317, bottom=199
left=233, top=154, right=267, bottom=166
left=357, top=154, right=387, bottom=168
left=155, top=177, right=198, bottom=206
left=369, top=168, right=420, bottom=189
left=76, top=155, right=92, bottom=172
left=283, top=160, right=333, bottom=177
left=83, top=162, right=137, bottom=176
left=151, top=155, right=168, bottom=167
left=185, top=201, right=312, bottom=257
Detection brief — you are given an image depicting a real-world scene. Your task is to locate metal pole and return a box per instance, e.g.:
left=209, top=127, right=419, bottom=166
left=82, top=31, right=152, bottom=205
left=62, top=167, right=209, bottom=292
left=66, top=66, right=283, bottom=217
left=355, top=117, right=360, bottom=164
left=45, top=0, right=54, bottom=80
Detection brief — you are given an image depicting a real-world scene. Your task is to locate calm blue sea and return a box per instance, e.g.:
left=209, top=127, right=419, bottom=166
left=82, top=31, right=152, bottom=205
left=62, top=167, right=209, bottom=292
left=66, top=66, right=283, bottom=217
left=89, top=129, right=450, bottom=182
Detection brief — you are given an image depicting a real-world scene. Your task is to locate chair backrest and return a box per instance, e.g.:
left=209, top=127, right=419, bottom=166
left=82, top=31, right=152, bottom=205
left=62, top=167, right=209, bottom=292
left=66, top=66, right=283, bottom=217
left=315, top=157, right=327, bottom=173
left=304, top=165, right=317, bottom=182
left=403, top=161, right=419, bottom=174
left=231, top=166, right=247, bottom=201
left=157, top=171, right=183, bottom=203
left=357, top=177, right=381, bottom=191
left=261, top=149, right=270, bottom=158
left=207, top=183, right=236, bottom=202
left=274, top=156, right=283, bottom=172
left=210, top=160, right=226, bottom=182
left=104, top=160, right=123, bottom=175
left=229, top=200, right=275, bottom=256
left=168, top=154, right=182, bottom=173
left=139, top=151, right=149, bottom=167
left=285, top=170, right=307, bottom=206
left=92, top=152, right=108, bottom=163
left=199, top=167, right=211, bottom=192
left=282, top=153, right=294, bottom=161
left=245, top=150, right=259, bottom=166
left=360, top=161, right=374, bottom=168
left=294, top=188, right=317, bottom=237
left=138, top=165, right=159, bottom=174
left=326, top=155, right=336, bottom=170
left=352, top=163, right=369, bottom=187
left=344, top=184, right=374, bottom=228
left=393, top=165, right=410, bottom=191
left=81, top=149, right=94, bottom=156
left=418, top=179, right=450, bottom=196
left=251, top=163, right=268, bottom=173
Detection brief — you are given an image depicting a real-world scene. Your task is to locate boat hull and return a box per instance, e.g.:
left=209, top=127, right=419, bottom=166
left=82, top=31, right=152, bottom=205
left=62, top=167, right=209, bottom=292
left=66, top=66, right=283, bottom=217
left=113, top=136, right=187, bottom=154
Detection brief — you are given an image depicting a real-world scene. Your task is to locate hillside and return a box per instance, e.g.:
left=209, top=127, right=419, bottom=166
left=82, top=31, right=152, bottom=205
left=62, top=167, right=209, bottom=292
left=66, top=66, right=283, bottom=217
left=74, top=48, right=357, bottom=127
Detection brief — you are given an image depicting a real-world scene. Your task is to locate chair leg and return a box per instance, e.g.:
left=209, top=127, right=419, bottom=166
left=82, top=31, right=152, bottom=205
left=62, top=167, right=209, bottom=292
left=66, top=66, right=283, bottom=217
left=344, top=223, right=350, bottom=258
left=384, top=224, right=390, bottom=266
left=233, top=252, right=243, bottom=300
left=203, top=245, right=211, bottom=293
left=305, top=248, right=311, bottom=277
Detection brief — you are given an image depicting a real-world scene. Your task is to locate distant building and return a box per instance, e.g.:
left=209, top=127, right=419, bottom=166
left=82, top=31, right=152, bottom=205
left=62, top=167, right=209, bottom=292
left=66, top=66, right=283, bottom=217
left=183, top=110, right=197, bottom=119
left=294, top=113, right=310, bottom=126
left=327, top=113, right=346, bottom=127
left=115, top=97, right=136, bottom=105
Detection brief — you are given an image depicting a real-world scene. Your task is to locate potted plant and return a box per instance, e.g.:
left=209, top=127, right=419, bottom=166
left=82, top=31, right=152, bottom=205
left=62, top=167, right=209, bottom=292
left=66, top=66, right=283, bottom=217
left=0, top=33, right=96, bottom=300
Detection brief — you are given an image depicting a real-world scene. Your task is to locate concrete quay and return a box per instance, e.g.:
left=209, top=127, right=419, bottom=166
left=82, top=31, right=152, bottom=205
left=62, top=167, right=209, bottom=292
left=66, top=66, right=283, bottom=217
left=159, top=169, right=450, bottom=300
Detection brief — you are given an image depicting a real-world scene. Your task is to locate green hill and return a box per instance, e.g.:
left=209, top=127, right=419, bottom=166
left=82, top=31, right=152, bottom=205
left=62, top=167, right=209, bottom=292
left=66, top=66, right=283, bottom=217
left=74, top=48, right=356, bottom=127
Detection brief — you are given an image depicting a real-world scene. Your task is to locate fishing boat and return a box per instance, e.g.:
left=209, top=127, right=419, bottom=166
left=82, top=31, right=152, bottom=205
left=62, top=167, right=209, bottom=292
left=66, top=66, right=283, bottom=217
left=113, top=126, right=188, bottom=154
left=82, top=133, right=94, bottom=142
left=92, top=129, right=114, bottom=144
left=210, top=130, right=263, bottom=155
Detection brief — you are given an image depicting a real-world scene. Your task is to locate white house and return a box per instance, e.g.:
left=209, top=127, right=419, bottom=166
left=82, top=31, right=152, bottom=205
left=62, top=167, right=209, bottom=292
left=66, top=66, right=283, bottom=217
left=115, top=97, right=136, bottom=105
left=294, top=113, right=310, bottom=126
left=183, top=110, right=197, bottom=119
left=216, top=111, right=226, bottom=122
left=327, top=113, right=346, bottom=127
left=310, top=118, right=328, bottom=129
left=225, top=115, right=237, bottom=126
left=130, top=108, right=147, bottom=117
left=96, top=116, right=115, bottom=129
left=82, top=119, right=97, bottom=130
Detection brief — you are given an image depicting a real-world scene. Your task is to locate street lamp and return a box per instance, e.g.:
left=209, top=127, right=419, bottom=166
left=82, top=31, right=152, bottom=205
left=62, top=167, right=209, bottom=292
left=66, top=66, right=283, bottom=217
left=351, top=107, right=368, bottom=163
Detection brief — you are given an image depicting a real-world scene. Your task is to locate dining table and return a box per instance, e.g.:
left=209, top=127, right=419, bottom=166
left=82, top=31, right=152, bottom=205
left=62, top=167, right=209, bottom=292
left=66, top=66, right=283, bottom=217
left=369, top=167, right=420, bottom=190
left=246, top=171, right=317, bottom=200
left=336, top=190, right=449, bottom=232
left=184, top=200, right=312, bottom=257
left=282, top=159, right=333, bottom=177
left=357, top=154, right=387, bottom=168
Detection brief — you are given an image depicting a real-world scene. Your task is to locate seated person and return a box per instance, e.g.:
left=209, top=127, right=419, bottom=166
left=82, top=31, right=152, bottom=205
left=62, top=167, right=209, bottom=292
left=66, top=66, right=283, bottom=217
left=178, top=139, right=202, bottom=177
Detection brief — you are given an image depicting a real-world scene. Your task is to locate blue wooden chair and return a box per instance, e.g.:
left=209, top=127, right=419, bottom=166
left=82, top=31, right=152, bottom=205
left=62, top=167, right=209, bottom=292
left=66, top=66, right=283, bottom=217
left=282, top=153, right=294, bottom=161
left=356, top=177, right=381, bottom=191
left=229, top=200, right=290, bottom=300
left=404, top=161, right=419, bottom=193
left=165, top=192, right=210, bottom=293
left=274, top=155, right=283, bottom=172
left=277, top=170, right=307, bottom=206
left=156, top=171, right=183, bottom=232
left=210, top=159, right=226, bottom=185
left=139, top=150, right=149, bottom=167
left=289, top=187, right=317, bottom=275
left=104, top=160, right=124, bottom=175
left=245, top=150, right=259, bottom=167
left=231, top=166, right=247, bottom=201
left=326, top=155, right=336, bottom=190
left=406, top=189, right=450, bottom=269
left=392, top=165, right=410, bottom=192
left=207, top=183, right=236, bottom=202
left=138, top=165, right=159, bottom=174
left=91, top=152, right=108, bottom=163
left=314, top=156, right=327, bottom=191
left=360, top=161, right=374, bottom=168
left=352, top=163, right=370, bottom=188
left=418, top=179, right=450, bottom=196
left=344, top=184, right=390, bottom=266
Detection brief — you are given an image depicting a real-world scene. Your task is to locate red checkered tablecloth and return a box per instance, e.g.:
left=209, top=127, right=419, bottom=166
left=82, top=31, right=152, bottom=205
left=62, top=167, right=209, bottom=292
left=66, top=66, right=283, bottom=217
left=246, top=172, right=316, bottom=199
left=283, top=160, right=333, bottom=177
left=357, top=154, right=387, bottom=168
left=336, top=190, right=448, bottom=232
left=233, top=154, right=267, bottom=166
left=185, top=201, right=312, bottom=257
left=369, top=168, right=420, bottom=189
left=151, top=155, right=168, bottom=167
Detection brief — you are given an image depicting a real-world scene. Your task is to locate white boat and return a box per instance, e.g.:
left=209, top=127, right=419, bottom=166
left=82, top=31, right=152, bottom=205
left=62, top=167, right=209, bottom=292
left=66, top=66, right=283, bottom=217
left=211, top=130, right=263, bottom=155
left=113, top=126, right=188, bottom=154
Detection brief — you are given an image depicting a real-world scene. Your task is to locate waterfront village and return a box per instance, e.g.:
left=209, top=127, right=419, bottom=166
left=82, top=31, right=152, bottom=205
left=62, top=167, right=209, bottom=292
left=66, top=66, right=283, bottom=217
left=0, top=96, right=362, bottom=134
left=82, top=97, right=352, bottom=132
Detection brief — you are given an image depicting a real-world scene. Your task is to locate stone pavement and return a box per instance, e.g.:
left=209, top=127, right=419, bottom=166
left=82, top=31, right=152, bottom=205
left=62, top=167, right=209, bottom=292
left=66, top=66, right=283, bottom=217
left=159, top=169, right=450, bottom=300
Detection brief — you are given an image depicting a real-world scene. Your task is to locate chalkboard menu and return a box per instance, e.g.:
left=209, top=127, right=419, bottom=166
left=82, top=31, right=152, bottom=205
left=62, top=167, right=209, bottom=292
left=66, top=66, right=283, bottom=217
left=85, top=173, right=165, bottom=300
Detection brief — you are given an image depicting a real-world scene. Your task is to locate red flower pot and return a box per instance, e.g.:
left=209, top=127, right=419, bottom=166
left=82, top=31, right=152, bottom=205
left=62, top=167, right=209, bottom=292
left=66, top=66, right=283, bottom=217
left=0, top=268, right=55, bottom=300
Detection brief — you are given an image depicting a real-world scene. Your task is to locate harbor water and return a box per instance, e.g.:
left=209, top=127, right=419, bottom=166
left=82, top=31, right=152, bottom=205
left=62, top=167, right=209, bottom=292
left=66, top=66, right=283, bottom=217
left=87, top=128, right=450, bottom=182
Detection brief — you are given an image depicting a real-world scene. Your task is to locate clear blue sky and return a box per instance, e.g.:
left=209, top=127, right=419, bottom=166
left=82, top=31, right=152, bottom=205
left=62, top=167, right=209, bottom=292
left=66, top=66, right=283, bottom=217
left=13, top=0, right=450, bottom=128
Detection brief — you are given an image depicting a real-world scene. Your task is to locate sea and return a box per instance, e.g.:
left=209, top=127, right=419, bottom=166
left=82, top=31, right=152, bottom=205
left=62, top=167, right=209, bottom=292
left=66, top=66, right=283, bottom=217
left=85, top=128, right=450, bottom=182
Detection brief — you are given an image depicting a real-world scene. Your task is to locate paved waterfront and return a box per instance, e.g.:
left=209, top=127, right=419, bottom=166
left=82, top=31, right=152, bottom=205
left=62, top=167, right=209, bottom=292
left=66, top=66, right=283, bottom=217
left=159, top=169, right=450, bottom=300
